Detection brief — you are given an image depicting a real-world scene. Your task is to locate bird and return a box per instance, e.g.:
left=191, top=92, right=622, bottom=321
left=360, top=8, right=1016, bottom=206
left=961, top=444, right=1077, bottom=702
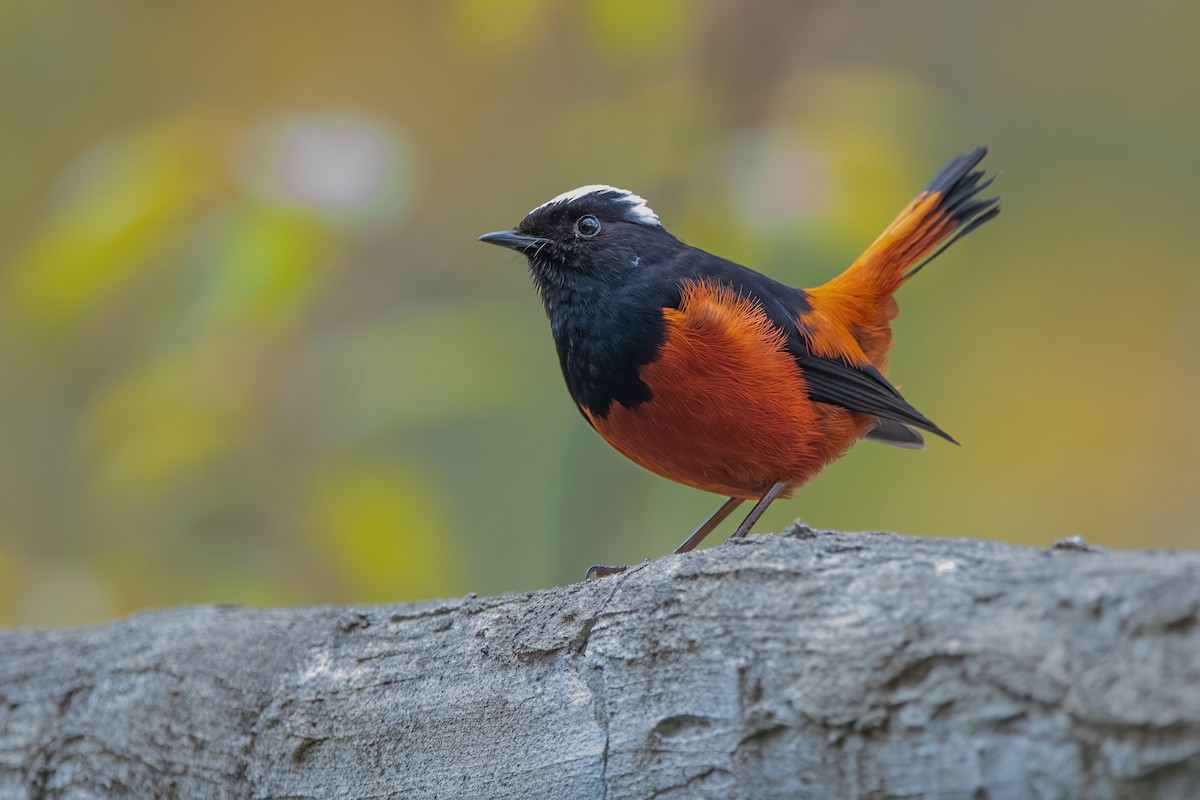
left=479, top=148, right=998, bottom=578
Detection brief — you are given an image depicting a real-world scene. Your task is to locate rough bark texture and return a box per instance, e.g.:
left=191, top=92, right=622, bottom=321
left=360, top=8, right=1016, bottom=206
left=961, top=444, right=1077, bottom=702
left=2, top=528, right=1199, bottom=799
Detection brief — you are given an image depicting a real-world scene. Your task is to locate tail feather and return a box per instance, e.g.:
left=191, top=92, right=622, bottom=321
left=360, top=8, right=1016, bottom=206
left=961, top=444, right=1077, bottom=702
left=801, top=148, right=999, bottom=369
left=845, top=147, right=999, bottom=293
left=905, top=150, right=1000, bottom=278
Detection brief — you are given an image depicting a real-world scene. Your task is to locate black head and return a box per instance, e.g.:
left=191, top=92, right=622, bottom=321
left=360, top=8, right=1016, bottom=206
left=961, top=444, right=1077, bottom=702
left=479, top=185, right=688, bottom=416
left=478, top=185, right=679, bottom=299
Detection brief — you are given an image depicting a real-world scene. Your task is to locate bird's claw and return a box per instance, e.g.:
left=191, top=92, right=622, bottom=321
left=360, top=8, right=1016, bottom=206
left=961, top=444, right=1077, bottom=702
left=585, top=564, right=628, bottom=580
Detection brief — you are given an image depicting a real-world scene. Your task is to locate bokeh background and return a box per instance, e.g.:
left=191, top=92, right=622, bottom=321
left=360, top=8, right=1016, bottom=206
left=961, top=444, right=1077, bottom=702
left=2, top=1, right=1197, bottom=626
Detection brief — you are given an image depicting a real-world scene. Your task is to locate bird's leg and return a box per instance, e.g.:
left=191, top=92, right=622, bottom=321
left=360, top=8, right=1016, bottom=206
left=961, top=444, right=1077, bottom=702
left=728, top=481, right=788, bottom=540
left=673, top=496, right=745, bottom=553
left=584, top=496, right=744, bottom=580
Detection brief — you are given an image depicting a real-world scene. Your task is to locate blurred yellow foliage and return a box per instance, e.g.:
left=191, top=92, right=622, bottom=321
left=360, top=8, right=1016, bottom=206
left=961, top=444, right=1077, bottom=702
left=0, top=1, right=1196, bottom=627
left=585, top=0, right=691, bottom=59
left=203, top=208, right=333, bottom=328
left=3, top=117, right=221, bottom=333
left=308, top=461, right=458, bottom=602
left=80, top=355, right=241, bottom=500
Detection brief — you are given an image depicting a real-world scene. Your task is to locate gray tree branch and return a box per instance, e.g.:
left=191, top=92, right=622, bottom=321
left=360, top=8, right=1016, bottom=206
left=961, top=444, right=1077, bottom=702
left=3, top=528, right=1199, bottom=799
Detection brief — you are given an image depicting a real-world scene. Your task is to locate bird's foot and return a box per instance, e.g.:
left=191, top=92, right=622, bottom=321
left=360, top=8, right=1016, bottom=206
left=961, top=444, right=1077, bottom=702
left=584, top=563, right=629, bottom=580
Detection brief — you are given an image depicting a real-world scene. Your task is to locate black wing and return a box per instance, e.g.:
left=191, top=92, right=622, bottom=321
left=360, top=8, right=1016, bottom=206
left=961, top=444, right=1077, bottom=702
left=789, top=343, right=956, bottom=444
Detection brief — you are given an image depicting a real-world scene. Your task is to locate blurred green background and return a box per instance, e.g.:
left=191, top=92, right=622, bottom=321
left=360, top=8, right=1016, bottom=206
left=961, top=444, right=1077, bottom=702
left=1, top=1, right=1197, bottom=626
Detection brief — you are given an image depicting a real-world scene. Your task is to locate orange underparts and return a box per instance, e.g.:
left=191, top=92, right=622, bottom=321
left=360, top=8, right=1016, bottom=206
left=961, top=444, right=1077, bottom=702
left=582, top=279, right=873, bottom=499
left=580, top=187, right=964, bottom=500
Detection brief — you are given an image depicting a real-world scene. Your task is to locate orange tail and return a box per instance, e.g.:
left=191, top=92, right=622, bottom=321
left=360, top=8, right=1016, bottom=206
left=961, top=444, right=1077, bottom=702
left=803, top=147, right=999, bottom=369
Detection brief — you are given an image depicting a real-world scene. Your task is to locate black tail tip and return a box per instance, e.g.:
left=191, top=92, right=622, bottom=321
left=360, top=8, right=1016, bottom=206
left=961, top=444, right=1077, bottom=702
left=902, top=148, right=1000, bottom=280
left=925, top=147, right=999, bottom=228
left=925, top=147, right=989, bottom=194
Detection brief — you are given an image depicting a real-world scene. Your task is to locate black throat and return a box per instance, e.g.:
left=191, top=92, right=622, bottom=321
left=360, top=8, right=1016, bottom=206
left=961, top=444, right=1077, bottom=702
left=537, top=272, right=677, bottom=419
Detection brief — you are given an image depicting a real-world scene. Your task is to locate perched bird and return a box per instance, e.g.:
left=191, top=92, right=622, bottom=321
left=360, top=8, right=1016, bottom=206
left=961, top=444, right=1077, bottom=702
left=480, top=148, right=998, bottom=577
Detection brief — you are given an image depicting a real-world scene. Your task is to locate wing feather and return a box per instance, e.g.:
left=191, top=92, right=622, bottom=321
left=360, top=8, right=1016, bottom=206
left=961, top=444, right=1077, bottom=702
left=666, top=247, right=956, bottom=445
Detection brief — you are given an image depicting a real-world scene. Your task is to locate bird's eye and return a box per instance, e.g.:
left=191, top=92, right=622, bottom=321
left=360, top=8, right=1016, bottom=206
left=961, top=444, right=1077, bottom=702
left=575, top=215, right=602, bottom=238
